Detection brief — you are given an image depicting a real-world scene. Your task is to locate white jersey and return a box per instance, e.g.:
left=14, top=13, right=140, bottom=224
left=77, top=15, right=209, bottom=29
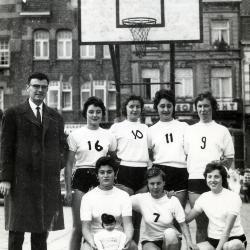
left=80, top=187, right=132, bottom=234
left=67, top=126, right=117, bottom=168
left=148, top=120, right=189, bottom=168
left=194, top=188, right=244, bottom=239
left=110, top=120, right=149, bottom=167
left=94, top=230, right=126, bottom=250
left=131, top=193, right=185, bottom=241
left=184, top=121, right=234, bottom=179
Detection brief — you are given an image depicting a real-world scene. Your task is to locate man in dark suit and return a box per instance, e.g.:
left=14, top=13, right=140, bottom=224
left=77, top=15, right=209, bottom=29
left=0, top=72, right=68, bottom=250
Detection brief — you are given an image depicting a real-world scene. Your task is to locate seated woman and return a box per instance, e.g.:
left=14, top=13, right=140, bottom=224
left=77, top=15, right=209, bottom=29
left=80, top=156, right=138, bottom=250
left=186, top=162, right=247, bottom=250
left=131, top=167, right=198, bottom=250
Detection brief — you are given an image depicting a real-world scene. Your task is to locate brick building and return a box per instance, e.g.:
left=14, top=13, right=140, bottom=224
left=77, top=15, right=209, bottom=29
left=0, top=0, right=245, bottom=168
left=130, top=0, right=244, bottom=168
left=241, top=0, right=250, bottom=168
left=0, top=0, right=132, bottom=126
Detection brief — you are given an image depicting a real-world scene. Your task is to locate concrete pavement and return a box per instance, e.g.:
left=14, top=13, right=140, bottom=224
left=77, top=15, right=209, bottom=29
left=0, top=203, right=250, bottom=250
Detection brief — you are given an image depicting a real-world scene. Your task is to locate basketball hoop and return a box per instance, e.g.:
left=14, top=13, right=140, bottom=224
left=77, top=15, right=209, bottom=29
left=122, top=17, right=156, bottom=58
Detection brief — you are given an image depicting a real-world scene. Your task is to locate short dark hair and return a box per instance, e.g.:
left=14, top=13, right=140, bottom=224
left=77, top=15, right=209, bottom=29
left=82, top=96, right=106, bottom=119
left=95, top=156, right=119, bottom=174
left=194, top=91, right=218, bottom=113
left=146, top=167, right=166, bottom=183
left=28, top=72, right=49, bottom=85
left=153, top=89, right=175, bottom=116
left=204, top=161, right=229, bottom=189
left=121, top=95, right=144, bottom=117
left=101, top=213, right=116, bottom=225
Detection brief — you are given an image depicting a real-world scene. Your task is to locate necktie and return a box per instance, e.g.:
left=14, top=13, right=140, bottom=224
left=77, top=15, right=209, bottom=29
left=36, top=106, right=42, bottom=124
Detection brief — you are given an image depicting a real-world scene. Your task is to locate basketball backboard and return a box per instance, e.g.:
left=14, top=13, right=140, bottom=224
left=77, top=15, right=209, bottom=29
left=79, top=0, right=202, bottom=44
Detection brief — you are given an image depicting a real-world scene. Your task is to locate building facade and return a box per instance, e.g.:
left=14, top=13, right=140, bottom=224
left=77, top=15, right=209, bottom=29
left=0, top=0, right=131, bottom=126
left=130, top=0, right=243, bottom=168
left=0, top=0, right=245, bottom=168
left=241, top=0, right=250, bottom=168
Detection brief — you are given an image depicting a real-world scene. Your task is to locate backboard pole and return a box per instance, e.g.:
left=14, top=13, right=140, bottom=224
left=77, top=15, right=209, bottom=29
left=109, top=44, right=121, bottom=118
left=170, top=42, right=175, bottom=97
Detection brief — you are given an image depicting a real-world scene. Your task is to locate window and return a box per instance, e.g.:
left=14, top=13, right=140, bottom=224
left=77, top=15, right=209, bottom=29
left=0, top=40, right=9, bottom=67
left=47, top=81, right=72, bottom=110
left=211, top=21, right=230, bottom=45
left=142, top=78, right=151, bottom=100
left=175, top=68, right=193, bottom=98
left=80, top=80, right=116, bottom=110
left=80, top=45, right=95, bottom=59
left=103, top=45, right=110, bottom=59
left=34, top=30, right=49, bottom=59
left=211, top=68, right=232, bottom=100
left=57, top=31, right=72, bottom=59
left=141, top=69, right=160, bottom=100
left=146, top=44, right=160, bottom=51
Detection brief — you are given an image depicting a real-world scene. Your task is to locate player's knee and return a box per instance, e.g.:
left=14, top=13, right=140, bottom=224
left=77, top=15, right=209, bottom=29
left=82, top=242, right=92, bottom=250
left=197, top=241, right=214, bottom=250
left=223, top=240, right=245, bottom=250
left=163, top=228, right=179, bottom=245
left=128, top=240, right=138, bottom=250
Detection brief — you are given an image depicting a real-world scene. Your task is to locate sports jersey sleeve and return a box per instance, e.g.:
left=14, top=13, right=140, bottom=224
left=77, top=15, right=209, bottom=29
left=108, top=131, right=117, bottom=152
left=80, top=194, right=92, bottom=221
left=171, top=197, right=186, bottom=223
left=223, top=129, right=235, bottom=158
left=147, top=127, right=153, bottom=150
left=130, top=194, right=142, bottom=213
left=193, top=194, right=205, bottom=213
left=228, top=193, right=242, bottom=216
left=121, top=193, right=133, bottom=216
left=67, top=131, right=78, bottom=152
left=109, top=124, right=118, bottom=138
left=183, top=127, right=190, bottom=156
left=182, top=122, right=189, bottom=152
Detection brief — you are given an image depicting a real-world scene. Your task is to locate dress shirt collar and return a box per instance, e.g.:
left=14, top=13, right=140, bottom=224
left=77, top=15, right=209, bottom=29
left=29, top=98, right=43, bottom=119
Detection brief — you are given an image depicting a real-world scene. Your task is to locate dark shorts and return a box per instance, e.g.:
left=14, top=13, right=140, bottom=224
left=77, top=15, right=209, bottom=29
left=141, top=240, right=163, bottom=249
left=188, top=179, right=210, bottom=194
left=153, top=164, right=188, bottom=192
left=207, top=235, right=247, bottom=248
left=117, top=165, right=148, bottom=192
left=71, top=168, right=98, bottom=193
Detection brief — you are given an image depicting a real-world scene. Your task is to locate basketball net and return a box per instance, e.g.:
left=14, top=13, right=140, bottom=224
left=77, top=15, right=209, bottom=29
left=122, top=17, right=156, bottom=58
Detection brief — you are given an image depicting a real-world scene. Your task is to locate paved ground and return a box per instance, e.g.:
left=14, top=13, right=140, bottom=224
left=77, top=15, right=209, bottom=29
left=0, top=203, right=250, bottom=250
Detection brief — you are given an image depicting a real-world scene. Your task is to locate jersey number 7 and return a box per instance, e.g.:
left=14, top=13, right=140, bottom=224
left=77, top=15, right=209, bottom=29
left=153, top=213, right=160, bottom=222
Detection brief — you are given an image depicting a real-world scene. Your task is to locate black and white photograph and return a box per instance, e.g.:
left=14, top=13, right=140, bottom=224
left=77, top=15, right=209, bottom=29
left=0, top=0, right=250, bottom=250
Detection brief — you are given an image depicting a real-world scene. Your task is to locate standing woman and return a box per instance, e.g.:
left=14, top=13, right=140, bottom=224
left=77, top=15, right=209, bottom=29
left=109, top=95, right=149, bottom=194
left=110, top=95, right=149, bottom=242
left=148, top=89, right=189, bottom=208
left=186, top=162, right=246, bottom=250
left=65, top=97, right=117, bottom=250
left=184, top=91, right=234, bottom=242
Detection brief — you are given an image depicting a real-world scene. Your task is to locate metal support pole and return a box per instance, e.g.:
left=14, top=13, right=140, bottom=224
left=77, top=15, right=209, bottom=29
left=170, top=42, right=175, bottom=97
left=109, top=44, right=121, bottom=118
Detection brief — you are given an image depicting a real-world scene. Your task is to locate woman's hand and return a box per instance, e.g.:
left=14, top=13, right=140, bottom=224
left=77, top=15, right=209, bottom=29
left=187, top=241, right=199, bottom=250
left=123, top=239, right=132, bottom=250
left=64, top=190, right=72, bottom=205
left=0, top=181, right=11, bottom=196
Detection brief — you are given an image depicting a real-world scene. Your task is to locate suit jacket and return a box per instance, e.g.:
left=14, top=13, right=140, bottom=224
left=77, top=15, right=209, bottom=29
left=0, top=100, right=68, bottom=232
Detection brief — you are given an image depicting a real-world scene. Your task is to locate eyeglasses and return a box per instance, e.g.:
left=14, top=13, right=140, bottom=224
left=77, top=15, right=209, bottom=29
left=30, top=84, right=48, bottom=90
